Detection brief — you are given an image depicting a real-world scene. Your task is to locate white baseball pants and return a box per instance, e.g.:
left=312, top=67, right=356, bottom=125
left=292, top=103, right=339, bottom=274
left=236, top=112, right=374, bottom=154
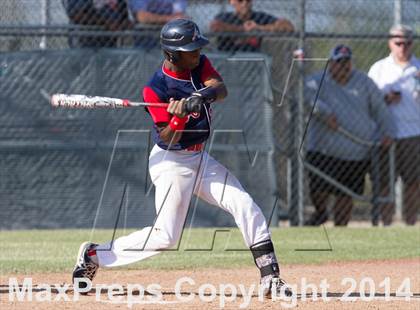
left=96, top=145, right=271, bottom=267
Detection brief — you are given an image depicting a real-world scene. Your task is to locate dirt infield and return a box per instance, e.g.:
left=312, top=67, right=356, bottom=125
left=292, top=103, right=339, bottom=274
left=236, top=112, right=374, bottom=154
left=1, top=258, right=419, bottom=309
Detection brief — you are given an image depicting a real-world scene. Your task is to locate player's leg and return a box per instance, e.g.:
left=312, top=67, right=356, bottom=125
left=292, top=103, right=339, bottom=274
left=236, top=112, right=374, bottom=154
left=95, top=146, right=199, bottom=266
left=397, top=137, right=420, bottom=225
left=333, top=195, right=353, bottom=226
left=305, top=152, right=335, bottom=225
left=403, top=182, right=419, bottom=225
left=307, top=191, right=329, bottom=225
left=194, top=152, right=270, bottom=246
left=333, top=158, right=368, bottom=226
left=94, top=172, right=195, bottom=267
left=193, top=152, right=291, bottom=297
left=73, top=146, right=199, bottom=286
left=375, top=148, right=394, bottom=225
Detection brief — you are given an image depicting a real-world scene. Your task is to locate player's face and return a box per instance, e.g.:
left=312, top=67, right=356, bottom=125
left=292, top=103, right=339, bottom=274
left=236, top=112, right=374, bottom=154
left=389, top=32, right=413, bottom=62
left=231, top=0, right=252, bottom=15
left=329, top=58, right=352, bottom=82
left=178, top=49, right=202, bottom=70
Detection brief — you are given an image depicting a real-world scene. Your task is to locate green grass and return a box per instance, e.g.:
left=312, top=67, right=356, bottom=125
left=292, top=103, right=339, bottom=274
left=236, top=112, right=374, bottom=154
left=0, top=227, right=419, bottom=274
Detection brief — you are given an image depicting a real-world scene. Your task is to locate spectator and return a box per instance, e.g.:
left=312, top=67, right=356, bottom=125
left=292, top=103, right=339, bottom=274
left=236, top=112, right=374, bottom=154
left=368, top=24, right=420, bottom=225
left=210, top=0, right=294, bottom=52
left=128, top=0, right=188, bottom=48
left=305, top=45, right=393, bottom=226
left=65, top=0, right=132, bottom=48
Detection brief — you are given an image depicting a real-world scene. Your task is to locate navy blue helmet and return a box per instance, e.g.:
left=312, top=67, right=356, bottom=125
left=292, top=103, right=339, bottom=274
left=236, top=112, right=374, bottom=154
left=160, top=19, right=209, bottom=62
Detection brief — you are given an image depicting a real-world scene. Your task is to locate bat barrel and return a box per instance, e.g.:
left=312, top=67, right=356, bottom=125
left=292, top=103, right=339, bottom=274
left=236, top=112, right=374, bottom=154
left=50, top=94, right=168, bottom=109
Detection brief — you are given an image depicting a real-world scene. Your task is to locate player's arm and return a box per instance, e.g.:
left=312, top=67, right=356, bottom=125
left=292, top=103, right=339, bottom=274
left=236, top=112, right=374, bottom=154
left=156, top=98, right=188, bottom=146
left=66, top=0, right=96, bottom=25
left=143, top=86, right=187, bottom=146
left=159, top=63, right=227, bottom=145
left=157, top=78, right=227, bottom=146
left=194, top=56, right=228, bottom=102
left=256, top=18, right=294, bottom=32
left=135, top=10, right=186, bottom=25
left=210, top=19, right=244, bottom=32
left=188, top=75, right=227, bottom=105
left=156, top=79, right=226, bottom=146
left=366, top=78, right=394, bottom=146
left=132, top=0, right=187, bottom=25
left=202, top=76, right=228, bottom=101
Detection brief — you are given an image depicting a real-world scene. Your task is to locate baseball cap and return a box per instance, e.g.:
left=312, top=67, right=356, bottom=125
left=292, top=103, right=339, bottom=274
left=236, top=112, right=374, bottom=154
left=330, top=44, right=352, bottom=61
left=389, top=24, right=413, bottom=40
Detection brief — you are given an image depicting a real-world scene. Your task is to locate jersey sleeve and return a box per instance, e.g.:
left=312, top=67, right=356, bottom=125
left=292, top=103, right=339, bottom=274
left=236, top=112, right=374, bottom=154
left=214, top=12, right=232, bottom=22
left=201, top=56, right=222, bottom=82
left=128, top=0, right=147, bottom=13
left=143, top=86, right=171, bottom=124
left=173, top=0, right=187, bottom=13
left=256, top=12, right=278, bottom=25
left=66, top=0, right=86, bottom=19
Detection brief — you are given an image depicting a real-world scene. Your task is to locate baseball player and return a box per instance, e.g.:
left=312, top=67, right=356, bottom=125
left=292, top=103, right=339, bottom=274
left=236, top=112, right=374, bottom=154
left=72, top=19, right=291, bottom=298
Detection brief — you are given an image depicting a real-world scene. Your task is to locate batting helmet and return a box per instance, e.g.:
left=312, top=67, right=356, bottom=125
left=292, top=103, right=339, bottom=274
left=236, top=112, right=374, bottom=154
left=160, top=19, right=209, bottom=63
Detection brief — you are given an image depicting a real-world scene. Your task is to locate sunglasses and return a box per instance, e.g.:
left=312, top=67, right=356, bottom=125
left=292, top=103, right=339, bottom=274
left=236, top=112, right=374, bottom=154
left=238, top=0, right=251, bottom=3
left=334, top=57, right=351, bottom=63
left=394, top=41, right=412, bottom=47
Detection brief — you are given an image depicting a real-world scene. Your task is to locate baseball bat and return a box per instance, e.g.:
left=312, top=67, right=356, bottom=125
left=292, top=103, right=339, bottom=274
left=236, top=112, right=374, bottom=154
left=50, top=94, right=168, bottom=109
left=50, top=94, right=202, bottom=113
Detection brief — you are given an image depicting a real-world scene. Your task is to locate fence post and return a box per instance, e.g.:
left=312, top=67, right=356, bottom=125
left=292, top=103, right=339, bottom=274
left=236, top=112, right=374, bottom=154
left=289, top=0, right=305, bottom=226
left=40, top=0, right=50, bottom=49
left=394, top=0, right=402, bottom=25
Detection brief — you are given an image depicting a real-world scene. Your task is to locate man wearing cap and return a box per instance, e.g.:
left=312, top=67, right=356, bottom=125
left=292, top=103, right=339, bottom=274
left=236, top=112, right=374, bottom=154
left=128, top=0, right=188, bottom=48
left=210, top=0, right=294, bottom=52
left=368, top=24, right=420, bottom=225
left=305, top=44, right=393, bottom=226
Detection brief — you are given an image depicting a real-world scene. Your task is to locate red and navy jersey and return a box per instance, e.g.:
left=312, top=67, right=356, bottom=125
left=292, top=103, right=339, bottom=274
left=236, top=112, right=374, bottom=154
left=143, top=54, right=221, bottom=150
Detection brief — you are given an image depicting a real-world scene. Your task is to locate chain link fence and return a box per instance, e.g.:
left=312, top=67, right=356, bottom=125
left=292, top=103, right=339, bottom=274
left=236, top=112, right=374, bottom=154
left=0, top=0, right=419, bottom=228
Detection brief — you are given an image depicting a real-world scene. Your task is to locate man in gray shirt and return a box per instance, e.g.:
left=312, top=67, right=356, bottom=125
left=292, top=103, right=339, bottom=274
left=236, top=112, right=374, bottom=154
left=305, top=45, right=394, bottom=226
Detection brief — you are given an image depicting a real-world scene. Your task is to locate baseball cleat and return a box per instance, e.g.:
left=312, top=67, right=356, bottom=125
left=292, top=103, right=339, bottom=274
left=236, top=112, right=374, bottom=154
left=72, top=241, right=99, bottom=292
left=264, top=277, right=293, bottom=299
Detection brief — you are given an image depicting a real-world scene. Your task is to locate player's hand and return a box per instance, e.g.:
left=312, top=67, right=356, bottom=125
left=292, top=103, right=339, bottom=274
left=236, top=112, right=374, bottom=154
left=243, top=20, right=259, bottom=32
left=185, top=95, right=204, bottom=113
left=167, top=98, right=188, bottom=118
left=325, top=114, right=338, bottom=130
left=170, top=12, right=188, bottom=20
left=381, top=135, right=393, bottom=148
left=384, top=90, right=401, bottom=105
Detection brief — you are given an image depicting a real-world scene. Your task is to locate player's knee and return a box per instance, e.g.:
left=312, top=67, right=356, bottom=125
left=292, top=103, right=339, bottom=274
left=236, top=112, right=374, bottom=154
left=234, top=192, right=255, bottom=211
left=224, top=185, right=249, bottom=204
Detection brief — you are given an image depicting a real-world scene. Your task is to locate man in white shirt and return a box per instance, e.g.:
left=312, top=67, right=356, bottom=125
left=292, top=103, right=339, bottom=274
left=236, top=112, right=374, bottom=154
left=368, top=24, right=420, bottom=225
